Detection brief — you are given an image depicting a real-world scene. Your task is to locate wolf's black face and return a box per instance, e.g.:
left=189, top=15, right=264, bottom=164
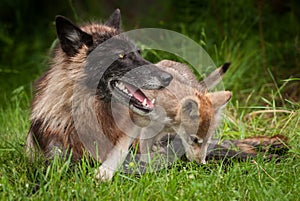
left=55, top=9, right=173, bottom=115
left=100, top=39, right=173, bottom=115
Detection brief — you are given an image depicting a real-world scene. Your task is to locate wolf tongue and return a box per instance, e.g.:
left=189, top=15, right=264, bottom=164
left=123, top=82, right=154, bottom=108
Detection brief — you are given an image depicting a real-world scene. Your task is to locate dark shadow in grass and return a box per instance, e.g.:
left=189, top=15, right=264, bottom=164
left=123, top=133, right=289, bottom=176
left=23, top=149, right=97, bottom=196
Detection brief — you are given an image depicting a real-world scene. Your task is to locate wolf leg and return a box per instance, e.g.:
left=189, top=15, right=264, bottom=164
left=138, top=127, right=167, bottom=162
left=95, top=135, right=134, bottom=181
left=25, top=131, right=38, bottom=161
left=139, top=128, right=156, bottom=161
left=25, top=131, right=66, bottom=161
left=198, top=137, right=210, bottom=164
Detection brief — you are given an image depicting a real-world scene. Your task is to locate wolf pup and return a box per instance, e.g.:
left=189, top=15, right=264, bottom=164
left=133, top=60, right=232, bottom=164
left=25, top=9, right=173, bottom=181
left=158, top=61, right=288, bottom=161
left=139, top=60, right=287, bottom=163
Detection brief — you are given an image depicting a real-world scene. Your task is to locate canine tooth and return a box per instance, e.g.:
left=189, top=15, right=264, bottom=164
left=123, top=88, right=129, bottom=94
left=151, top=99, right=156, bottom=104
left=117, top=82, right=125, bottom=90
left=142, top=98, right=147, bottom=106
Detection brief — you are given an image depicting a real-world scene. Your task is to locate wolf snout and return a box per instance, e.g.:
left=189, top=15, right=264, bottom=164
left=158, top=72, right=173, bottom=87
left=145, top=64, right=173, bottom=87
left=140, top=64, right=173, bottom=88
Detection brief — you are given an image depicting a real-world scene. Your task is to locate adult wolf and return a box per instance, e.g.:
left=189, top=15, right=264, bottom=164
left=25, top=9, right=173, bottom=181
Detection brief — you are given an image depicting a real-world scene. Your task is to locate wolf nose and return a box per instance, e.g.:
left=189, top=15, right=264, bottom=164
left=160, top=72, right=173, bottom=87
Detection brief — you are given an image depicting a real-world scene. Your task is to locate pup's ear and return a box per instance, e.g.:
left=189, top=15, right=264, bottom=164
left=207, top=91, right=232, bottom=110
left=55, top=15, right=93, bottom=56
left=105, top=9, right=121, bottom=30
left=199, top=62, right=231, bottom=90
left=182, top=99, right=200, bottom=120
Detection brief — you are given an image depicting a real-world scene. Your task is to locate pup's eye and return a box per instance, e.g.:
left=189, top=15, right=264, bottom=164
left=119, top=53, right=125, bottom=59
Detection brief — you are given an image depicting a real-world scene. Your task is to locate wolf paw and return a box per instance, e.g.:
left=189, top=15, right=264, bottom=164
left=95, top=166, right=114, bottom=182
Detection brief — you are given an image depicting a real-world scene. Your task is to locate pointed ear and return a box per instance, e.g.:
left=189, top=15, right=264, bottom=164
left=207, top=91, right=232, bottom=109
left=182, top=98, right=200, bottom=120
left=199, top=62, right=231, bottom=90
left=55, top=15, right=93, bottom=56
left=105, top=9, right=121, bottom=30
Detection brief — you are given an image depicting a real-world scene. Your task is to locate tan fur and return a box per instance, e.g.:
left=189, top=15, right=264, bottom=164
left=157, top=59, right=230, bottom=91
left=25, top=21, right=139, bottom=182
left=133, top=60, right=231, bottom=164
left=150, top=61, right=288, bottom=161
left=233, top=134, right=288, bottom=154
left=27, top=46, right=87, bottom=160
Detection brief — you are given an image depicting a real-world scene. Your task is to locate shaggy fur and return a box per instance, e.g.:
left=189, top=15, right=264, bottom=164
left=25, top=9, right=173, bottom=181
left=145, top=61, right=288, bottom=163
left=133, top=60, right=232, bottom=164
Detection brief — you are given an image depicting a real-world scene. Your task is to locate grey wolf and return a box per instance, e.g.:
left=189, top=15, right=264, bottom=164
left=25, top=9, right=173, bottom=181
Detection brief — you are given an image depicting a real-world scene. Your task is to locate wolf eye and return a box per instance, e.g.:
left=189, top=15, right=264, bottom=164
left=119, top=53, right=125, bottom=59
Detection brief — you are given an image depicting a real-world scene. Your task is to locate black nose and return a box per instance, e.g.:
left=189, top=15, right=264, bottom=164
left=160, top=72, right=173, bottom=87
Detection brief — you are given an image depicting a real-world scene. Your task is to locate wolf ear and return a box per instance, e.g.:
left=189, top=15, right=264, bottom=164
left=207, top=91, right=232, bottom=110
left=55, top=15, right=93, bottom=56
left=199, top=62, right=231, bottom=90
left=182, top=99, right=200, bottom=120
left=105, top=9, right=121, bottom=30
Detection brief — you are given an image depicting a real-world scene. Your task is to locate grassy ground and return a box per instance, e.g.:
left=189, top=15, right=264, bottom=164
left=1, top=1, right=300, bottom=200
left=0, top=95, right=299, bottom=200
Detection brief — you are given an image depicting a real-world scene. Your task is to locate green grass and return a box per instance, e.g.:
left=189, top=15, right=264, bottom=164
left=1, top=1, right=300, bottom=200
left=0, top=74, right=299, bottom=200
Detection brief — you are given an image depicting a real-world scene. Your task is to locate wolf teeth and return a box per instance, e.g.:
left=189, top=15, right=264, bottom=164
left=151, top=99, right=156, bottom=104
left=116, top=81, right=131, bottom=96
left=142, top=98, right=147, bottom=106
left=116, top=82, right=133, bottom=97
left=116, top=82, right=125, bottom=90
left=123, top=88, right=129, bottom=94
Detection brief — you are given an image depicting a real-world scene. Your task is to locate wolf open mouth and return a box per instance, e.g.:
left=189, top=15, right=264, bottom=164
left=111, top=80, right=155, bottom=114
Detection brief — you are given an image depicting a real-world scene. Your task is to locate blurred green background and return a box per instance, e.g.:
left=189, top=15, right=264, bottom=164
left=0, top=0, right=299, bottom=107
